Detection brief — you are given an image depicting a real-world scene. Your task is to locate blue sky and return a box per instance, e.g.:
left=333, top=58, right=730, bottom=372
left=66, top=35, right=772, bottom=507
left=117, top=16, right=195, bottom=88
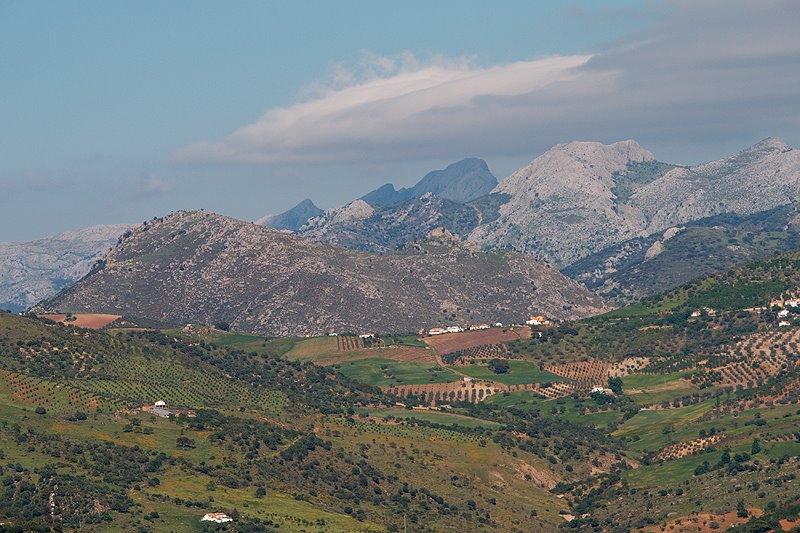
left=2, top=1, right=799, bottom=240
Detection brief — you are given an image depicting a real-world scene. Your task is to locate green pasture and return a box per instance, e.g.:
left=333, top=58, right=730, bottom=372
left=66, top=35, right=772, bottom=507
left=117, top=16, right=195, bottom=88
left=335, top=358, right=461, bottom=387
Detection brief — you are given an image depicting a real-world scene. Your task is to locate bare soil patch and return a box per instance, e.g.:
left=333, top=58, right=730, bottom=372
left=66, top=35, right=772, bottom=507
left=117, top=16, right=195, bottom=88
left=424, top=327, right=531, bottom=355
left=38, top=313, right=122, bottom=329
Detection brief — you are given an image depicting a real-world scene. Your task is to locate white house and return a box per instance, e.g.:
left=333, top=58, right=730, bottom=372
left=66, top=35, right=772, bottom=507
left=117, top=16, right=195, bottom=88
left=446, top=326, right=464, bottom=333
left=201, top=512, right=233, bottom=523
left=428, top=327, right=446, bottom=335
left=526, top=315, right=550, bottom=326
left=779, top=320, right=791, bottom=327
left=359, top=333, right=375, bottom=339
left=154, top=400, right=166, bottom=408
left=778, top=309, right=790, bottom=318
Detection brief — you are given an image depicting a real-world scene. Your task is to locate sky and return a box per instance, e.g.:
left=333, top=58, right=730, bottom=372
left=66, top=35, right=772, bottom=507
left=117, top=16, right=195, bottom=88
left=1, top=0, right=799, bottom=241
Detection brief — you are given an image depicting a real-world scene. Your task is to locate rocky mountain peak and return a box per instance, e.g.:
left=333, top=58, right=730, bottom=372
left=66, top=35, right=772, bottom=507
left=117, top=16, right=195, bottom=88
left=746, top=137, right=790, bottom=153
left=494, top=139, right=654, bottom=201
left=361, top=157, right=497, bottom=206
left=255, top=198, right=323, bottom=231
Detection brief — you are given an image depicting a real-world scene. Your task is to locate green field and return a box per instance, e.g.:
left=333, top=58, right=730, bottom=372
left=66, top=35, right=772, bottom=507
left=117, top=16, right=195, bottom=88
left=335, top=358, right=461, bottom=387
left=452, top=360, right=568, bottom=385
left=622, top=371, right=701, bottom=405
left=357, top=407, right=501, bottom=429
left=486, top=390, right=624, bottom=427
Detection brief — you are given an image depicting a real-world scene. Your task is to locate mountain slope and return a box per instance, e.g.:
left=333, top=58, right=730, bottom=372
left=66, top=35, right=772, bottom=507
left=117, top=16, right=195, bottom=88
left=470, top=138, right=800, bottom=267
left=298, top=193, right=481, bottom=252
left=361, top=157, right=497, bottom=206
left=564, top=204, right=800, bottom=304
left=0, top=224, right=132, bottom=312
left=38, top=211, right=607, bottom=336
left=255, top=198, right=323, bottom=231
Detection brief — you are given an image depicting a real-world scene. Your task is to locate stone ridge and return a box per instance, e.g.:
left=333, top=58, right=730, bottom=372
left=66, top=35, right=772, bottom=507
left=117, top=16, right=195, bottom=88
left=361, top=157, right=497, bottom=206
left=469, top=138, right=800, bottom=267
left=39, top=210, right=608, bottom=337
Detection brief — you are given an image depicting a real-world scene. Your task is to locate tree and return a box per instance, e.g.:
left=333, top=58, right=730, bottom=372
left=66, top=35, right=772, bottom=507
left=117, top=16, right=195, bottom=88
left=751, top=438, right=761, bottom=455
left=176, top=436, right=195, bottom=448
left=607, top=376, right=623, bottom=395
left=34, top=406, right=46, bottom=415
left=255, top=486, right=266, bottom=498
left=736, top=499, right=748, bottom=518
left=488, top=359, right=510, bottom=374
left=215, top=322, right=230, bottom=331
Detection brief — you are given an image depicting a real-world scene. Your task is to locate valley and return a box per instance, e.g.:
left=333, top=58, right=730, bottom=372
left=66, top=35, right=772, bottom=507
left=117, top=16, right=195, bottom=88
left=3, top=249, right=800, bottom=531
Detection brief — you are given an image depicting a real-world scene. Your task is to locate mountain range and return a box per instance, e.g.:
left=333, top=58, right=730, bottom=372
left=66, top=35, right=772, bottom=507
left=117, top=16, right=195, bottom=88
left=37, top=210, right=607, bottom=336
left=8, top=137, right=800, bottom=314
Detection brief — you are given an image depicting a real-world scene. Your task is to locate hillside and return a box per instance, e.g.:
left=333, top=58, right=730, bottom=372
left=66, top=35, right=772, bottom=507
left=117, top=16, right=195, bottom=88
left=37, top=211, right=607, bottom=336
left=0, top=312, right=631, bottom=532
left=564, top=204, right=800, bottom=304
left=0, top=224, right=132, bottom=312
left=298, top=193, right=481, bottom=252
left=5, top=247, right=800, bottom=531
left=470, top=137, right=800, bottom=267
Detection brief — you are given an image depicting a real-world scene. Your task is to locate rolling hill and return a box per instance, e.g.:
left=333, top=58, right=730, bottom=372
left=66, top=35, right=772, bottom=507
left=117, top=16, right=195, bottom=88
left=37, top=211, right=607, bottom=336
left=5, top=246, right=800, bottom=531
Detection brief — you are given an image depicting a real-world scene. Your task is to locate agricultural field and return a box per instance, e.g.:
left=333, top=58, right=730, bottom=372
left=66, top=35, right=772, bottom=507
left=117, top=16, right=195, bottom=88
left=424, top=327, right=531, bottom=355
left=38, top=312, right=122, bottom=329
left=4, top=252, right=800, bottom=531
left=334, top=357, right=461, bottom=387
left=622, top=371, right=701, bottom=406
left=453, top=360, right=568, bottom=386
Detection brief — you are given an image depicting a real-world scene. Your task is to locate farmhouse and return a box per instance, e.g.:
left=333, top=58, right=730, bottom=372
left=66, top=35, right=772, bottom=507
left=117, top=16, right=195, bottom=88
left=779, top=320, right=791, bottom=327
left=526, top=315, right=550, bottom=326
left=778, top=309, right=790, bottom=318
left=428, top=327, right=446, bottom=335
left=446, top=326, right=464, bottom=333
left=359, top=333, right=375, bottom=339
left=201, top=512, right=233, bottom=523
left=591, top=387, right=614, bottom=395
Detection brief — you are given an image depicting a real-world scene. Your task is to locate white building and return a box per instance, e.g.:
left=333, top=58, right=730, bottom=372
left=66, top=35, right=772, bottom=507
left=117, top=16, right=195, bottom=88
left=779, top=320, right=791, bottom=327
left=201, top=512, right=233, bottom=523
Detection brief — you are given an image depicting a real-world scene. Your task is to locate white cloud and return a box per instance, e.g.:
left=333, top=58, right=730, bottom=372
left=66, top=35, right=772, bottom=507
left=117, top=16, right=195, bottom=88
left=141, top=175, right=172, bottom=196
left=175, top=0, right=800, bottom=167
